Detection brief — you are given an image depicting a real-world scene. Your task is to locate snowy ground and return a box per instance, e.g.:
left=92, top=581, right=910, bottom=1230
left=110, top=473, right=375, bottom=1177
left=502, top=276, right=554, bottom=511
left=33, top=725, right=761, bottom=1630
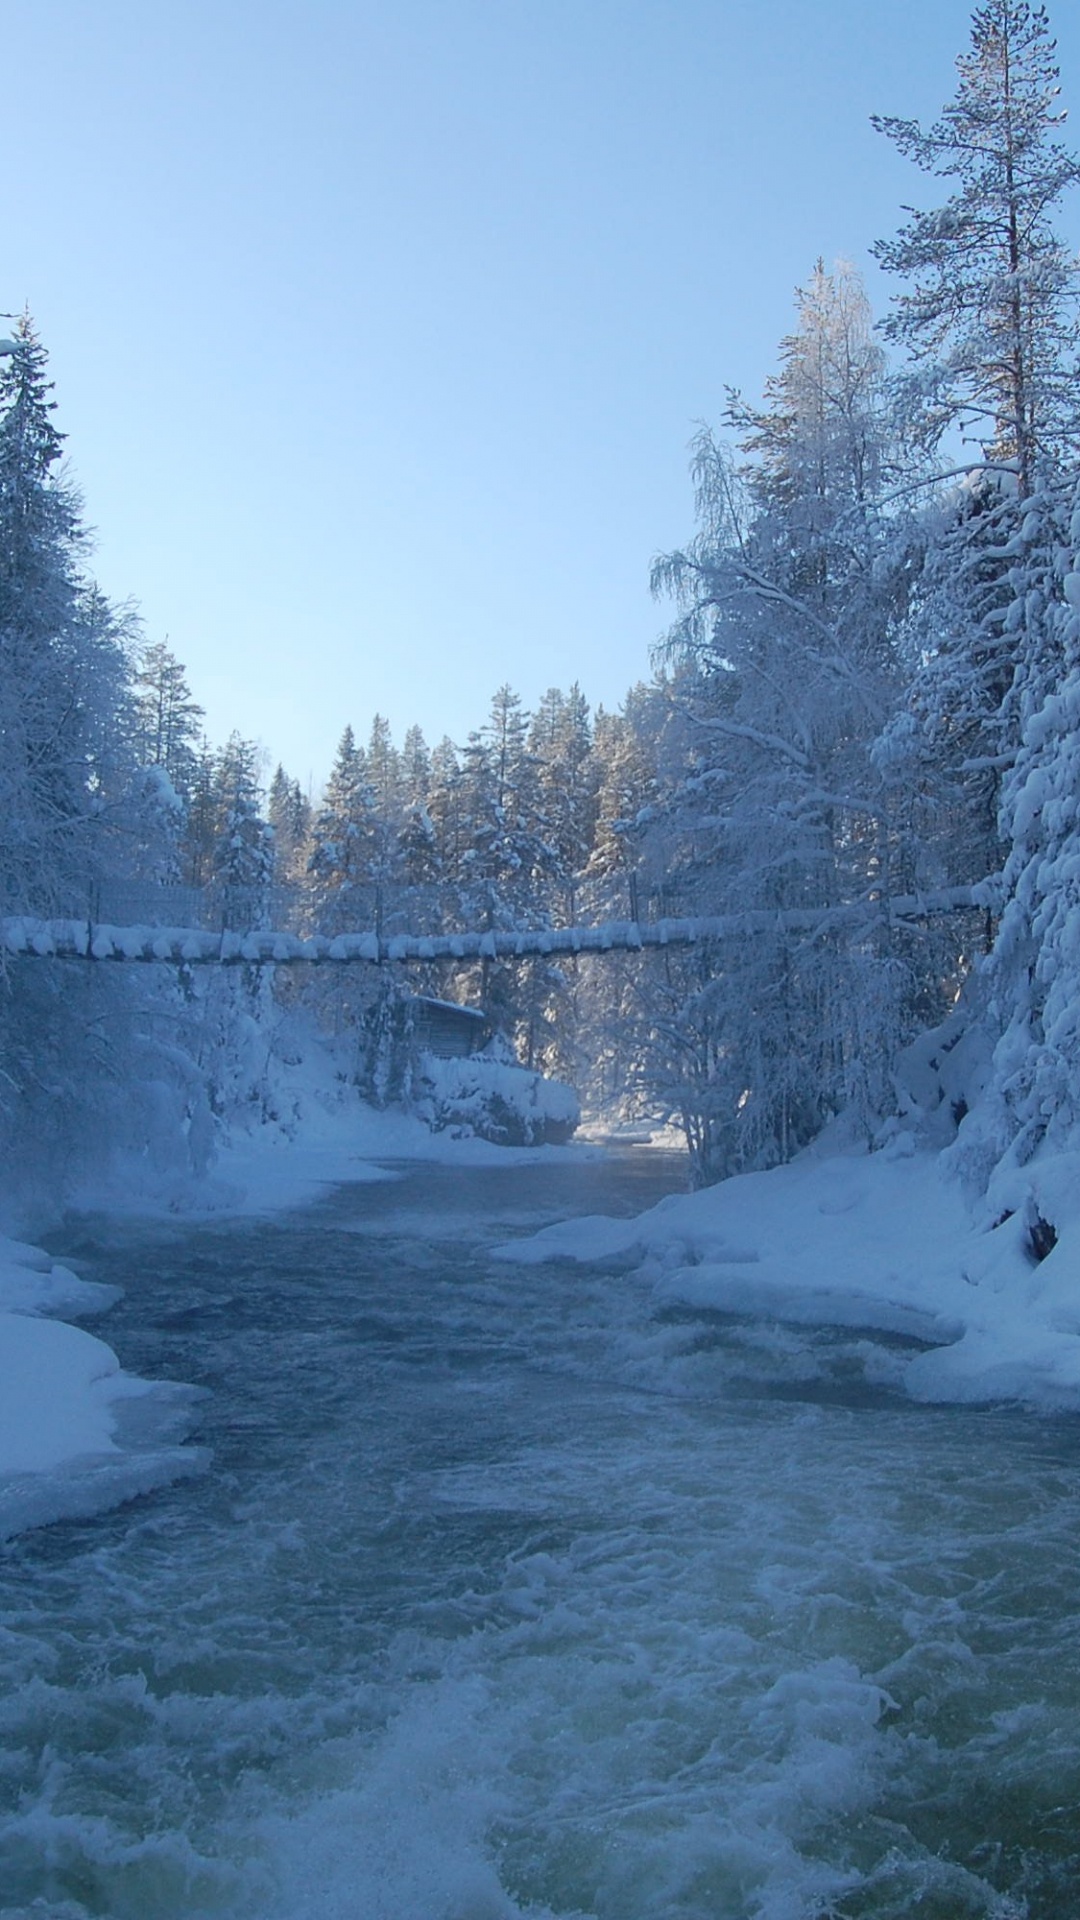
left=159, top=1097, right=595, bottom=1222
left=499, top=1129, right=1080, bottom=1412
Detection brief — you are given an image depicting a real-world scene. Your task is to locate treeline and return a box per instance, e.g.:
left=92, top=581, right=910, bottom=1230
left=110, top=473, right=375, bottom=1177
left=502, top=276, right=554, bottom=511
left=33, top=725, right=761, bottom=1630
left=3, top=0, right=1080, bottom=1203
left=131, top=662, right=649, bottom=925
left=598, top=0, right=1080, bottom=1189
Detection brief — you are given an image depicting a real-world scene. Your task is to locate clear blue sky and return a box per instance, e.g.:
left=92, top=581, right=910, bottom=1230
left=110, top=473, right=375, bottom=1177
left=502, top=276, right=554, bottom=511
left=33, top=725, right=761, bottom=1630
left=6, top=0, right=1080, bottom=791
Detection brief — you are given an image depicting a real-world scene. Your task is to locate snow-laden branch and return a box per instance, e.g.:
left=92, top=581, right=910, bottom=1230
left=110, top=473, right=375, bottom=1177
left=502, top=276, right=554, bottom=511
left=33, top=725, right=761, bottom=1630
left=687, top=714, right=812, bottom=772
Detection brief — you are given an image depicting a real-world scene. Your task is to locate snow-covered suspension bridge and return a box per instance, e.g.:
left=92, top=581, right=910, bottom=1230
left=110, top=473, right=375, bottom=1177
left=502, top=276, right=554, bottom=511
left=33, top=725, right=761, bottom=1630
left=0, top=884, right=994, bottom=966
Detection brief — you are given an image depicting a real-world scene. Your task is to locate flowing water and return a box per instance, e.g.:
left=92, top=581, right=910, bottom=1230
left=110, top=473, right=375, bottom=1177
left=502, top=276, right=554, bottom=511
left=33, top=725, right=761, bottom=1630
left=4, top=1150, right=1080, bottom=1920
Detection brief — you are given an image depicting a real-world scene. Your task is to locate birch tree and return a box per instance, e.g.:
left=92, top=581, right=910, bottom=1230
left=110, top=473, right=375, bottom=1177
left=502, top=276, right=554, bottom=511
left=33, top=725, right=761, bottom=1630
left=648, top=264, right=909, bottom=1176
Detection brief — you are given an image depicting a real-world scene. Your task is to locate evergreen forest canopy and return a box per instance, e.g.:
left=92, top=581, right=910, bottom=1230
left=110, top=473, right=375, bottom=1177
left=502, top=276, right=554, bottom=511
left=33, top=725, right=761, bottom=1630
left=4, top=0, right=1080, bottom=1199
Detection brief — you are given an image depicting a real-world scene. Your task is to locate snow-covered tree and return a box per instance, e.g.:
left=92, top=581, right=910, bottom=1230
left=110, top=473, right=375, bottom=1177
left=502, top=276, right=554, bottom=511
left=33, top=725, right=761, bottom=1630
left=584, top=703, right=657, bottom=894
left=0, top=316, right=131, bottom=914
left=729, top=257, right=891, bottom=559
left=308, top=724, right=378, bottom=928
left=362, top=712, right=404, bottom=896
left=182, top=744, right=222, bottom=886
left=400, top=724, right=431, bottom=806
left=212, top=732, right=273, bottom=922
left=874, top=472, right=1067, bottom=906
left=648, top=263, right=911, bottom=1175
left=530, top=684, right=597, bottom=917
left=873, top=0, right=1080, bottom=489
left=457, top=687, right=553, bottom=931
left=424, top=737, right=465, bottom=877
left=869, top=5, right=1080, bottom=959
left=950, top=476, right=1080, bottom=1193
left=365, top=714, right=401, bottom=821
left=0, top=318, right=216, bottom=1198
left=267, top=764, right=311, bottom=884
left=131, top=640, right=204, bottom=804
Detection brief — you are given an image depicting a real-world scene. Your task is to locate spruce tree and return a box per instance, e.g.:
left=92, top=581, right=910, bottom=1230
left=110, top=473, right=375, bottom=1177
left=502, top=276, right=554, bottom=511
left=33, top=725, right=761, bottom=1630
left=531, top=685, right=596, bottom=914
left=212, top=733, right=273, bottom=921
left=0, top=318, right=206, bottom=1195
left=0, top=315, right=129, bottom=913
left=951, top=478, right=1080, bottom=1193
left=267, top=765, right=311, bottom=884
left=308, top=725, right=377, bottom=928
left=400, top=724, right=431, bottom=806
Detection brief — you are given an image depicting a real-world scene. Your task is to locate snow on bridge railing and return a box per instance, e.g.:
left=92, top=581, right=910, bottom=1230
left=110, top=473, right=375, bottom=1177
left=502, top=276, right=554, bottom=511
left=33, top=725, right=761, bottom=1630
left=0, top=883, right=999, bottom=966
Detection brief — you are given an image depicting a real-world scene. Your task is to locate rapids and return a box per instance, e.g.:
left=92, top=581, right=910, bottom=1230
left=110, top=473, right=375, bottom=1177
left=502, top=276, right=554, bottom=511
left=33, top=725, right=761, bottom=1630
left=3, top=1150, right=1079, bottom=1919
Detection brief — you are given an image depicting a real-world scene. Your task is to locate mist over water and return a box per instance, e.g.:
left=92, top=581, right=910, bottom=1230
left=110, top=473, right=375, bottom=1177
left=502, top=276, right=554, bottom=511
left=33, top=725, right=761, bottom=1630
left=3, top=1152, right=1080, bottom=1919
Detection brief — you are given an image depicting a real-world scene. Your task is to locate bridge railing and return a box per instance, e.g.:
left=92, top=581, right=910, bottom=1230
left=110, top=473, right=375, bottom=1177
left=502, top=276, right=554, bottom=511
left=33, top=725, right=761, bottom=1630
left=47, top=869, right=986, bottom=944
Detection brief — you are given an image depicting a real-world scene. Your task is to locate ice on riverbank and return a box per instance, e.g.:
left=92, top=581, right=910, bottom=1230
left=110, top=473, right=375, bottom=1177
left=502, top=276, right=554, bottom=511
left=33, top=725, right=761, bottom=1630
left=498, top=1138, right=1080, bottom=1412
left=0, top=1236, right=206, bottom=1539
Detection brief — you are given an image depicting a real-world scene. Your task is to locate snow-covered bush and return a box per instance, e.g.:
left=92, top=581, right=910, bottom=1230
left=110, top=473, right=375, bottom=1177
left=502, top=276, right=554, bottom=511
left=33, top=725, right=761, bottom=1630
left=416, top=1041, right=579, bottom=1146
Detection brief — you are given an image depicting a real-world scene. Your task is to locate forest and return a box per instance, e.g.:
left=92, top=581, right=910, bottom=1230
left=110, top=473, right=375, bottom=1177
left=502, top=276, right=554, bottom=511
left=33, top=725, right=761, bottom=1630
left=2, top=0, right=1080, bottom=1213
left=10, top=13, right=1080, bottom=1915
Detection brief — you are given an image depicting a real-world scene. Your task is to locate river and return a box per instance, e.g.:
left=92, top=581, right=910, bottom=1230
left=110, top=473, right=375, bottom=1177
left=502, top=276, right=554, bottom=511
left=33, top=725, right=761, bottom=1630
left=3, top=1148, right=1080, bottom=1920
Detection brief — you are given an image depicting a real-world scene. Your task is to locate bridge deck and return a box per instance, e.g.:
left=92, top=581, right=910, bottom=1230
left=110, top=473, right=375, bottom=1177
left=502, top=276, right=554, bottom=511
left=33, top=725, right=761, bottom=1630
left=0, top=886, right=993, bottom=966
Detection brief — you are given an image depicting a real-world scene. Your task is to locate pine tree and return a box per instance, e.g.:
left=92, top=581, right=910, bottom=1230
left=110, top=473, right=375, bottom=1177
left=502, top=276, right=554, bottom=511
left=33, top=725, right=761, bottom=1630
left=870, top=8, right=1080, bottom=947
left=584, top=707, right=655, bottom=893
left=873, top=0, right=1080, bottom=488
left=132, top=640, right=204, bottom=803
left=729, top=258, right=889, bottom=561
left=365, top=714, right=401, bottom=818
left=398, top=799, right=442, bottom=889
left=364, top=713, right=403, bottom=890
left=426, top=737, right=466, bottom=880
left=874, top=472, right=1068, bottom=906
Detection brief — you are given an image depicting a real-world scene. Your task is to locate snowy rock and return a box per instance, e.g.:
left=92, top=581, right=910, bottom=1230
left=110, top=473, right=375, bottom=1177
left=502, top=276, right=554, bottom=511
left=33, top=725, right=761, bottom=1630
left=418, top=1049, right=580, bottom=1147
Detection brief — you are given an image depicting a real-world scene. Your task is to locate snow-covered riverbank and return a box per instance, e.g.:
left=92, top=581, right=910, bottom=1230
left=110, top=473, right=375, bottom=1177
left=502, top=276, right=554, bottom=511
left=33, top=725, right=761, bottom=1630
left=501, top=1134, right=1080, bottom=1412
left=12, top=1021, right=1080, bottom=1544
left=0, top=1236, right=206, bottom=1538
